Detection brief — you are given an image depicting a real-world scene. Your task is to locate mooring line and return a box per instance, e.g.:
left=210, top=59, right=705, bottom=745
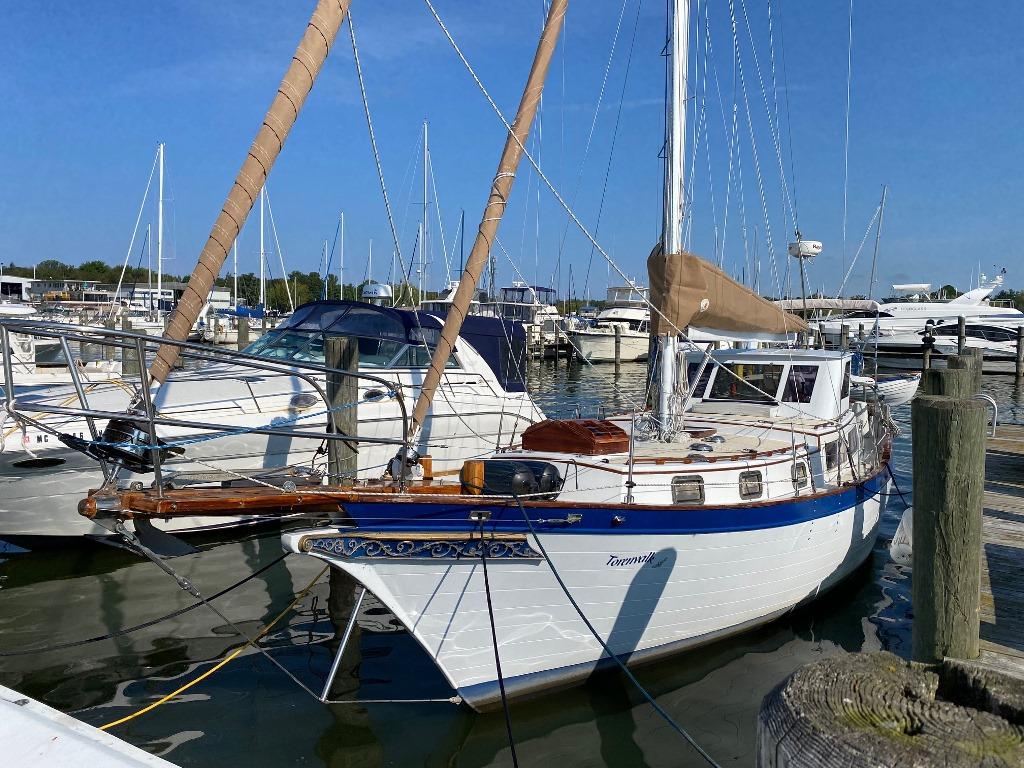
left=0, top=553, right=290, bottom=658
left=100, top=564, right=328, bottom=730
left=513, top=494, right=722, bottom=768
left=477, top=522, right=520, bottom=768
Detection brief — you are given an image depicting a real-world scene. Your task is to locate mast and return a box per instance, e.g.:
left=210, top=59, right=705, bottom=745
left=147, top=223, right=152, bottom=310
left=156, top=142, right=164, bottom=318
left=322, top=239, right=328, bottom=299
left=421, top=119, right=429, bottom=303
left=259, top=187, right=266, bottom=309
left=232, top=240, right=238, bottom=307
left=409, top=0, right=568, bottom=434
left=149, top=0, right=352, bottom=383
left=339, top=211, right=345, bottom=299
left=654, top=0, right=690, bottom=435
left=459, top=208, right=465, bottom=273
left=867, top=185, right=887, bottom=301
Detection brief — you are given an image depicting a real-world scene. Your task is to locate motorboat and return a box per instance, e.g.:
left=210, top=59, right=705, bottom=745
left=810, top=273, right=1022, bottom=345
left=565, top=285, right=650, bottom=362
left=0, top=300, right=543, bottom=542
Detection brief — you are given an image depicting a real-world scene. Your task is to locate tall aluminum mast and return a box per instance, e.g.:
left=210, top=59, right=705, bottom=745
left=156, top=142, right=164, bottom=318
left=259, top=187, right=266, bottom=309
left=655, top=0, right=690, bottom=436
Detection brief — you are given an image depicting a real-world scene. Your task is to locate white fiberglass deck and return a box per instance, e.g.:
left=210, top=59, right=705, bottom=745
left=1, top=684, right=177, bottom=767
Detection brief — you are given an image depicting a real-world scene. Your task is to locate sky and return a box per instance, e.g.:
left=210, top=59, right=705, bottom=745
left=1, top=0, right=1022, bottom=301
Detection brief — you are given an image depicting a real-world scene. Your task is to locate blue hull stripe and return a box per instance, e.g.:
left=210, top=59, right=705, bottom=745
left=341, top=471, right=887, bottom=536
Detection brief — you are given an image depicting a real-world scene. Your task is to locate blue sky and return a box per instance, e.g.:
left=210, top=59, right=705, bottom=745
left=2, top=1, right=1021, bottom=300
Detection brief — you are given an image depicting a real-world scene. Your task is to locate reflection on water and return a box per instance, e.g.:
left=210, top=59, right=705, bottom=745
left=0, top=361, right=1020, bottom=767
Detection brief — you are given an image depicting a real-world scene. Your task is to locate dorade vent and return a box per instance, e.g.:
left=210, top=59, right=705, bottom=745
left=521, top=419, right=630, bottom=456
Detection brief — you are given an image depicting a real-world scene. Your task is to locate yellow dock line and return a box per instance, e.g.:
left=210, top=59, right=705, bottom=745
left=100, top=565, right=328, bottom=730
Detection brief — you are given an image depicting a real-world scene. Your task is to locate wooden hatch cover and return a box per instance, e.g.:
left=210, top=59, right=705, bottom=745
left=521, top=419, right=629, bottom=455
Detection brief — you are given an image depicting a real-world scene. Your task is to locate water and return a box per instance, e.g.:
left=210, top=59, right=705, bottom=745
left=0, top=363, right=1021, bottom=767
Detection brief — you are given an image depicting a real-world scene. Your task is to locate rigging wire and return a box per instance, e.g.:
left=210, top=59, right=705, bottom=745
left=841, top=0, right=855, bottom=286
left=0, top=553, right=291, bottom=658
left=110, top=146, right=160, bottom=318
left=263, top=186, right=296, bottom=312
left=422, top=0, right=795, bottom=404
left=554, top=0, right=632, bottom=266
left=99, top=563, right=328, bottom=730
left=581, top=0, right=644, bottom=301
left=348, top=12, right=414, bottom=304
left=478, top=527, right=520, bottom=768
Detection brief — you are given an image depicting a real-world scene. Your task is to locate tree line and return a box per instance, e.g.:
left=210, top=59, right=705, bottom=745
left=3, top=260, right=435, bottom=311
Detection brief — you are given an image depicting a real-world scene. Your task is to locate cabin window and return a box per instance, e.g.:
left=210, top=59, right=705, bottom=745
left=782, top=365, right=818, bottom=403
left=706, top=364, right=784, bottom=403
left=824, top=440, right=840, bottom=470
left=841, top=362, right=851, bottom=398
left=791, top=461, right=809, bottom=489
left=739, top=470, right=763, bottom=499
left=671, top=475, right=705, bottom=504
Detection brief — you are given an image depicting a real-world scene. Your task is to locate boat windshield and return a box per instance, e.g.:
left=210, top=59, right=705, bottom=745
left=706, top=364, right=785, bottom=403
left=243, top=329, right=457, bottom=368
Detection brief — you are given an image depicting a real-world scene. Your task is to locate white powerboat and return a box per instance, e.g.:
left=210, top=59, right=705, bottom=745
left=565, top=285, right=650, bottom=362
left=811, top=273, right=1022, bottom=344
left=0, top=300, right=543, bottom=542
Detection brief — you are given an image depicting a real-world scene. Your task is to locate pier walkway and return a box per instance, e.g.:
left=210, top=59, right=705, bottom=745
left=979, top=423, right=1024, bottom=674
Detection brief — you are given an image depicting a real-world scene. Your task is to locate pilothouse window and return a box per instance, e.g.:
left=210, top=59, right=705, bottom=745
left=707, top=364, right=784, bottom=403
left=783, top=365, right=818, bottom=403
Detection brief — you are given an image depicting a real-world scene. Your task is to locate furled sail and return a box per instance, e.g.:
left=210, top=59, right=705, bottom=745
left=647, top=245, right=808, bottom=336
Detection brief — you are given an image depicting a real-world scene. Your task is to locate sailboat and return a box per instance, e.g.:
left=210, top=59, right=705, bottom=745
left=53, top=0, right=890, bottom=714
left=271, top=0, right=894, bottom=711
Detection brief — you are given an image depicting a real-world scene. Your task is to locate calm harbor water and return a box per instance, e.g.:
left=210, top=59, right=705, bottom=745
left=1, top=363, right=1021, bottom=767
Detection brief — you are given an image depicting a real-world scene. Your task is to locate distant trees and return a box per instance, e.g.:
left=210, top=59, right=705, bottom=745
left=993, top=289, right=1024, bottom=311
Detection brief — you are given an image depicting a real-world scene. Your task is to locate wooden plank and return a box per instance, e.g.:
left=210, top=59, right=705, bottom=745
left=978, top=427, right=1024, bottom=676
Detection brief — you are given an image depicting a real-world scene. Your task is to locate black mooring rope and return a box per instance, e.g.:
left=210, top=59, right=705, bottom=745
left=0, top=553, right=290, bottom=657
left=478, top=524, right=520, bottom=768
left=512, top=494, right=722, bottom=768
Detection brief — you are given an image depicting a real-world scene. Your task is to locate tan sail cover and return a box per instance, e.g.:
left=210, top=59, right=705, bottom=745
left=647, top=245, right=807, bottom=336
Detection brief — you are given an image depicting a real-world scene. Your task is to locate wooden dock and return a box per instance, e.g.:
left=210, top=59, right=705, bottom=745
left=979, top=422, right=1024, bottom=674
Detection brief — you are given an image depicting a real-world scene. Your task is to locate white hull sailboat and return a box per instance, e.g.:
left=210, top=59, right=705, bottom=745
left=276, top=0, right=893, bottom=715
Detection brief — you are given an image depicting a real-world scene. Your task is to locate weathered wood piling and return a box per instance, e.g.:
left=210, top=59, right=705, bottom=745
left=121, top=317, right=139, bottom=375
left=912, top=380, right=986, bottom=663
left=757, top=353, right=1024, bottom=765
left=325, top=336, right=358, bottom=485
left=757, top=652, right=1024, bottom=767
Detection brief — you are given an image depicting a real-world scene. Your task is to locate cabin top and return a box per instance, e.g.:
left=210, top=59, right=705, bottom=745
left=686, top=349, right=852, bottom=421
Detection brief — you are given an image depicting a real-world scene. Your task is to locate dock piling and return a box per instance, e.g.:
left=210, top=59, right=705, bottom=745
left=326, top=336, right=359, bottom=487
left=947, top=348, right=983, bottom=392
left=958, top=315, right=966, bottom=354
left=237, top=317, right=249, bottom=348
left=121, top=318, right=140, bottom=376
left=911, top=391, right=986, bottom=663
left=839, top=323, right=849, bottom=351
left=614, top=325, right=621, bottom=370
left=1016, top=326, right=1023, bottom=379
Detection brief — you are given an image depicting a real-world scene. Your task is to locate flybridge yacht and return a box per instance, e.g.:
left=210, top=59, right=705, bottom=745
left=565, top=285, right=650, bottom=362
left=811, top=272, right=1021, bottom=344
left=490, top=282, right=562, bottom=352
left=0, top=300, right=543, bottom=541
